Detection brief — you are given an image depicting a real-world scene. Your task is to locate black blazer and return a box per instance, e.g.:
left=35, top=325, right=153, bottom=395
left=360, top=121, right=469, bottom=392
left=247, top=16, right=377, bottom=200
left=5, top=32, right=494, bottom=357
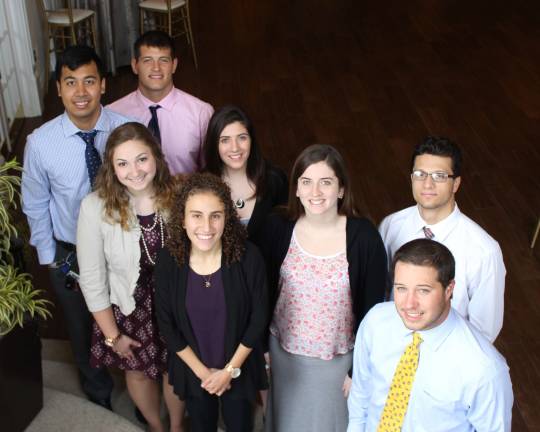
left=246, top=163, right=288, bottom=247
left=154, top=242, right=269, bottom=400
left=261, top=214, right=388, bottom=343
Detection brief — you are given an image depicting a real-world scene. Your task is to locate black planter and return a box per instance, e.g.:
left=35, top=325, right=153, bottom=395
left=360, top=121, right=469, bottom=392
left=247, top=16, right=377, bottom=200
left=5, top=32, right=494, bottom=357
left=0, top=319, right=43, bottom=431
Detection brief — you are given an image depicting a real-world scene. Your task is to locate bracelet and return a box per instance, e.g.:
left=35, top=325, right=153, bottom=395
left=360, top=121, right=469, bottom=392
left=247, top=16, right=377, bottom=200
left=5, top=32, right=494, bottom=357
left=104, top=333, right=121, bottom=348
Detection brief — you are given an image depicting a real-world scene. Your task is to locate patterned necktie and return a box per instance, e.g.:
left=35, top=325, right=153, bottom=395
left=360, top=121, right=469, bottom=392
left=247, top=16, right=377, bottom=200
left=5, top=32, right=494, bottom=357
left=148, top=105, right=161, bottom=144
left=77, top=130, right=100, bottom=188
left=377, top=332, right=423, bottom=432
left=423, top=226, right=435, bottom=239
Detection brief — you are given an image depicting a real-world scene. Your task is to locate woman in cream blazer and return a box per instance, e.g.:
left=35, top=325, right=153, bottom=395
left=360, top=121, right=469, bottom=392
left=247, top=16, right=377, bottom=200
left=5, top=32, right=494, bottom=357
left=77, top=122, right=184, bottom=432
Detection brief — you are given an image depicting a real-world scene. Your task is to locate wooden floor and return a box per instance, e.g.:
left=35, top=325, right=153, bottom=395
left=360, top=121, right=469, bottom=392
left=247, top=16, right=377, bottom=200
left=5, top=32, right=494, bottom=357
left=11, top=0, right=540, bottom=430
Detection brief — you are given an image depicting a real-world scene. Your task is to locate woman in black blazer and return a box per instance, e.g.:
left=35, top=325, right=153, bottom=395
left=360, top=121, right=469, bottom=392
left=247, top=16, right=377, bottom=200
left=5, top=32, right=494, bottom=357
left=202, top=104, right=288, bottom=247
left=155, top=173, right=268, bottom=432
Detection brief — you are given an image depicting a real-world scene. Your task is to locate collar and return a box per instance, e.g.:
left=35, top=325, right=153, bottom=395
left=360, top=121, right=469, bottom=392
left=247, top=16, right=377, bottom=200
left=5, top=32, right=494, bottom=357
left=396, top=307, right=457, bottom=352
left=412, top=204, right=461, bottom=242
left=61, top=106, right=108, bottom=137
left=136, top=87, right=176, bottom=111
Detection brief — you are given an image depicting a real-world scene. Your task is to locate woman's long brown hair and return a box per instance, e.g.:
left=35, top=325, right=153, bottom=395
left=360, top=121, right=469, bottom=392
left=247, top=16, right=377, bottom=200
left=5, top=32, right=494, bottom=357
left=94, top=122, right=176, bottom=230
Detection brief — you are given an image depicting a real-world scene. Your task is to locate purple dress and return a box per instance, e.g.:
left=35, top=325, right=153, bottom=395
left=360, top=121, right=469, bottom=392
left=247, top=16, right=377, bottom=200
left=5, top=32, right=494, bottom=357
left=89, top=213, right=167, bottom=380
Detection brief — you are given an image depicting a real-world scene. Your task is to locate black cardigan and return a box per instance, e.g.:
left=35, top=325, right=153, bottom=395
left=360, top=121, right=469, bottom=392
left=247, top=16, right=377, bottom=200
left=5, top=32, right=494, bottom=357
left=154, top=242, right=269, bottom=401
left=246, top=164, right=288, bottom=247
left=261, top=214, right=389, bottom=345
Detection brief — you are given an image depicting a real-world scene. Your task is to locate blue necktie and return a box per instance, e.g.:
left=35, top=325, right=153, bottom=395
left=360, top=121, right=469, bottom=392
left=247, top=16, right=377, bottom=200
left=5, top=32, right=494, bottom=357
left=148, top=105, right=161, bottom=144
left=77, top=130, right=101, bottom=187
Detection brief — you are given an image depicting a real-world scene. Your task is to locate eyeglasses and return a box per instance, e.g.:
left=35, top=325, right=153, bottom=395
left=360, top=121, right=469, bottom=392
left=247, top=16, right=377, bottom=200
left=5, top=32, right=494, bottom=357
left=411, top=170, right=458, bottom=183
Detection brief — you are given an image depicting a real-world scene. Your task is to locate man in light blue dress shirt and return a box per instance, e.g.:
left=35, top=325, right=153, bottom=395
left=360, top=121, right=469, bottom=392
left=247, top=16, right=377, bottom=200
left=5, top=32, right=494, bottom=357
left=347, top=239, right=513, bottom=431
left=21, top=46, right=131, bottom=409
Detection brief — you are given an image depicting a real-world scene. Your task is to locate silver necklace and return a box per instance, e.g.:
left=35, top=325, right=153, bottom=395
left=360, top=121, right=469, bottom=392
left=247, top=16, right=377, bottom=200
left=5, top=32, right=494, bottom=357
left=140, top=212, right=164, bottom=265
left=234, top=198, right=245, bottom=209
left=202, top=273, right=212, bottom=288
left=222, top=174, right=246, bottom=209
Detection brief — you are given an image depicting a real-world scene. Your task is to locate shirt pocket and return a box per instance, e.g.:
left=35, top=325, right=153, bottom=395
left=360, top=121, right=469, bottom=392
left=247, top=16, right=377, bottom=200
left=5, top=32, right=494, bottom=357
left=413, top=387, right=467, bottom=432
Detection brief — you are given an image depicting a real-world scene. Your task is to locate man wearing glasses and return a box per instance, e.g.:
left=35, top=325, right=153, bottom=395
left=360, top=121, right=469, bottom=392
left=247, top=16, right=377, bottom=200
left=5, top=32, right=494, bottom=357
left=379, top=136, right=505, bottom=342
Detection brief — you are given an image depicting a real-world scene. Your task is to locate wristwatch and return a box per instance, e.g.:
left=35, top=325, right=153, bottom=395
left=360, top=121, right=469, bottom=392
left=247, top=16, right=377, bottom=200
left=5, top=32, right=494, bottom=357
left=104, top=333, right=121, bottom=348
left=225, top=363, right=241, bottom=379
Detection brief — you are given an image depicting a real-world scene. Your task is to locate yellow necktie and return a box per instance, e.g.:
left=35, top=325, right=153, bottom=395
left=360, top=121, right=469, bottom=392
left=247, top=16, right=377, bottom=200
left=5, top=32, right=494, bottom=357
left=377, top=332, right=423, bottom=432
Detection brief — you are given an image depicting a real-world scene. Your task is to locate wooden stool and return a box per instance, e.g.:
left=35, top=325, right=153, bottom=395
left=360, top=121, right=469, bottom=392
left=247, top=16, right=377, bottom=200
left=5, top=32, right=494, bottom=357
left=139, top=0, right=198, bottom=69
left=39, top=0, right=98, bottom=91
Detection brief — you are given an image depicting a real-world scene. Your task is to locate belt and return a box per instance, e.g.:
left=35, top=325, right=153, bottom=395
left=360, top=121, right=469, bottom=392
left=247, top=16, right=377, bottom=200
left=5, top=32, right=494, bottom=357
left=55, top=239, right=76, bottom=252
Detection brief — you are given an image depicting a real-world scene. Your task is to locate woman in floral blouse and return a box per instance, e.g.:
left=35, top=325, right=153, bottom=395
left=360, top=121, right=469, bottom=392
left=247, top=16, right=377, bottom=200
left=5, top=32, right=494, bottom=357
left=262, top=144, right=388, bottom=432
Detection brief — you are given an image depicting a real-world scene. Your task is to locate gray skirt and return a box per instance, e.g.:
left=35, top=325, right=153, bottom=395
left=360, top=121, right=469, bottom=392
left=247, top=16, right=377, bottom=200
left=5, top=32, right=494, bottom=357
left=265, top=335, right=352, bottom=432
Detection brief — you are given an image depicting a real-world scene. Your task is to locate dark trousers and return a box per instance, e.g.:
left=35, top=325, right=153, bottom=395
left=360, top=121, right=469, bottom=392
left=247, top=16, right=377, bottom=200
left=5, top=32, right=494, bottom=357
left=48, top=241, right=113, bottom=401
left=185, top=391, right=254, bottom=432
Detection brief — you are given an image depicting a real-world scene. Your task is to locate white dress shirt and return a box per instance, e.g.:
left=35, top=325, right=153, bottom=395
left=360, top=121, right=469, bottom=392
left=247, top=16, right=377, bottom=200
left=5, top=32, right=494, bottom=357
left=379, top=204, right=506, bottom=342
left=347, top=303, right=513, bottom=432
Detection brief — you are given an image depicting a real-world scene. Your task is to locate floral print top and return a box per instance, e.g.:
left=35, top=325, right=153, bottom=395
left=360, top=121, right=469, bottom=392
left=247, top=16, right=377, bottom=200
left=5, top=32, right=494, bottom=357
left=270, top=231, right=355, bottom=360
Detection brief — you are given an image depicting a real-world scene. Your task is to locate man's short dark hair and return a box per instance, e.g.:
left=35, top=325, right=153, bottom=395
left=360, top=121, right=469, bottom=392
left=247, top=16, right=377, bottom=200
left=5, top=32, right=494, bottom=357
left=55, top=45, right=105, bottom=82
left=134, top=31, right=176, bottom=59
left=392, top=239, right=455, bottom=288
left=411, top=136, right=463, bottom=177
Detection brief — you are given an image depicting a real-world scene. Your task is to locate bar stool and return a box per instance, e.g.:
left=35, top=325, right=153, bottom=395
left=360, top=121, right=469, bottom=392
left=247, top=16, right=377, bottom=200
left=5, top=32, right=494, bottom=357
left=39, top=0, right=98, bottom=89
left=139, top=0, right=198, bottom=69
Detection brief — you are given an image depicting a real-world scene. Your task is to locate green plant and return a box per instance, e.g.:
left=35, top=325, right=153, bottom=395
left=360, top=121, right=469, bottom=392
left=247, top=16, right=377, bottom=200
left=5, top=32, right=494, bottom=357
left=0, top=159, right=21, bottom=259
left=0, top=266, right=51, bottom=335
left=0, top=158, right=51, bottom=336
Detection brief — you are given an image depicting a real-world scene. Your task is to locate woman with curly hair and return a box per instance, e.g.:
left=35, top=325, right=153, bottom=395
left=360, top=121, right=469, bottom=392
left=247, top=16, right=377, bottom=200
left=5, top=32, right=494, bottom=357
left=203, top=105, right=288, bottom=247
left=263, top=144, right=388, bottom=432
left=76, top=122, right=185, bottom=432
left=155, top=172, right=268, bottom=432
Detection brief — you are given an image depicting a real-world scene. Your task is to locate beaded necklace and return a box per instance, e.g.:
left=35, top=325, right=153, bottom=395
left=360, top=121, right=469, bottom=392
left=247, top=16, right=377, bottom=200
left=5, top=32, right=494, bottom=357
left=140, top=212, right=164, bottom=265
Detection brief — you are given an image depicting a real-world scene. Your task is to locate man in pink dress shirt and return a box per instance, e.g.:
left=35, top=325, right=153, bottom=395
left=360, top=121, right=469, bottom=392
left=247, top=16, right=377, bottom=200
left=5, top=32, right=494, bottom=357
left=108, top=31, right=214, bottom=174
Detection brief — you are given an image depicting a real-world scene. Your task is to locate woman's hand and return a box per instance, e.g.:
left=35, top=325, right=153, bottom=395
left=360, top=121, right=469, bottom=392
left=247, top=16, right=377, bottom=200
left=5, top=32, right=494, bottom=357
left=113, top=335, right=141, bottom=362
left=201, top=368, right=232, bottom=396
left=264, top=352, right=271, bottom=375
left=342, top=375, right=352, bottom=398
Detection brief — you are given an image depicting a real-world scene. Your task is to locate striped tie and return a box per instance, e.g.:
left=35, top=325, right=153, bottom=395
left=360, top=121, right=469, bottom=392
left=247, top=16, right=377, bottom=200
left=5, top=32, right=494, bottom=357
left=423, top=226, right=434, bottom=239
left=377, top=332, right=423, bottom=431
left=77, top=130, right=100, bottom=188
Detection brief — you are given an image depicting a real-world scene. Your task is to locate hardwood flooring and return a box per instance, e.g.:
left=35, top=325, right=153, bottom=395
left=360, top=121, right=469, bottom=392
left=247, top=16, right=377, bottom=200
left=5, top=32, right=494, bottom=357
left=11, top=0, right=540, bottom=429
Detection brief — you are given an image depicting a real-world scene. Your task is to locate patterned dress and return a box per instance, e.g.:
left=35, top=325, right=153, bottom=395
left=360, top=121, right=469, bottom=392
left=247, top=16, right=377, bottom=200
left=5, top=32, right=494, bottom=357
left=89, top=213, right=167, bottom=380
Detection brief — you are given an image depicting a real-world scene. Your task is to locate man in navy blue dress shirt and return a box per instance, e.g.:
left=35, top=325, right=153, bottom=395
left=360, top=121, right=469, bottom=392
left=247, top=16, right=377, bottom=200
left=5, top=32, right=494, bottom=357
left=22, top=45, right=131, bottom=410
left=347, top=239, right=513, bottom=431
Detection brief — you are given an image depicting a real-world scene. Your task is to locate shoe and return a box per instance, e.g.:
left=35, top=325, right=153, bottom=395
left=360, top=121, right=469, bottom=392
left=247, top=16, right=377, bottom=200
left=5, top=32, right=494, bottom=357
left=134, top=406, right=148, bottom=424
left=88, top=396, right=112, bottom=411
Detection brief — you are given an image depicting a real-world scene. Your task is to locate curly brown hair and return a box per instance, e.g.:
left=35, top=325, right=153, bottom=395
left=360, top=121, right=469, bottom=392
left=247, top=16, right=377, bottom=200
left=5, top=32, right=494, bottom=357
left=166, top=173, right=247, bottom=266
left=94, top=122, right=176, bottom=230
